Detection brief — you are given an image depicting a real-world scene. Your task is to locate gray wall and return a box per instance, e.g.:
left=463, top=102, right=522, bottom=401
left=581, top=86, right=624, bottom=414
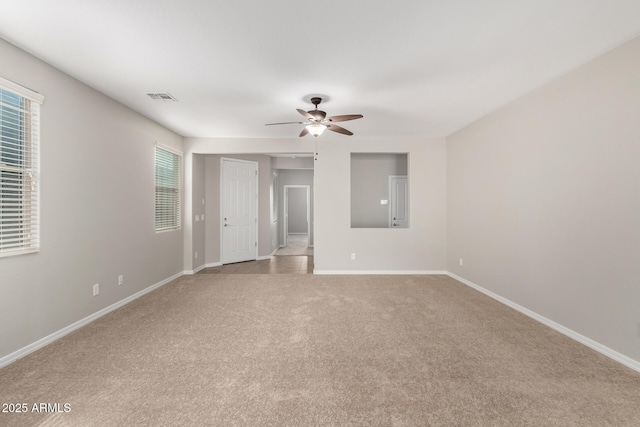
left=277, top=169, right=314, bottom=246
left=185, top=138, right=445, bottom=273
left=351, top=153, right=407, bottom=228
left=447, top=36, right=640, bottom=363
left=314, top=138, right=446, bottom=272
left=272, top=156, right=314, bottom=169
left=0, top=38, right=184, bottom=362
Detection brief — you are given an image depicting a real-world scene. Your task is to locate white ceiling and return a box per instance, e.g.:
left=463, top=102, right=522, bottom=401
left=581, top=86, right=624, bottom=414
left=1, top=0, right=640, bottom=139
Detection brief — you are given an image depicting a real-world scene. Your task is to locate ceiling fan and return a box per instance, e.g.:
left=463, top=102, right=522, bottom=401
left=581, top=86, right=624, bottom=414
left=265, top=97, right=363, bottom=137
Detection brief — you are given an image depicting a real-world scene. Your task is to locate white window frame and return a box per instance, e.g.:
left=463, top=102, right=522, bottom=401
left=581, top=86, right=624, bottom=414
left=0, top=76, right=44, bottom=258
left=154, top=144, right=182, bottom=232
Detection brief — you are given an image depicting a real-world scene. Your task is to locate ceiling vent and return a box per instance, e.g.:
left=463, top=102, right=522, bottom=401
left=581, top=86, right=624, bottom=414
left=146, top=92, right=178, bottom=102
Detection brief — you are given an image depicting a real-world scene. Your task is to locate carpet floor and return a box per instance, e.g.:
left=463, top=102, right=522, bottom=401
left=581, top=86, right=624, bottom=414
left=1, top=274, right=639, bottom=426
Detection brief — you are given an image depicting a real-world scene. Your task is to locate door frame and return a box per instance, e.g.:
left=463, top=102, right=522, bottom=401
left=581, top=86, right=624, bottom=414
left=283, top=185, right=310, bottom=247
left=220, top=157, right=259, bottom=264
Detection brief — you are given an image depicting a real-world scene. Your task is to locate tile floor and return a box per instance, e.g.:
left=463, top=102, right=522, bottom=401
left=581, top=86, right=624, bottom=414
left=274, top=234, right=313, bottom=256
left=198, top=255, right=314, bottom=275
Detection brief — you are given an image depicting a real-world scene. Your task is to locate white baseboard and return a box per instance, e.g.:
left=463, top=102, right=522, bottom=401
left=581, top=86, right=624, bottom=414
left=313, top=270, right=447, bottom=275
left=184, top=265, right=206, bottom=275
left=0, top=271, right=184, bottom=369
left=258, top=246, right=282, bottom=260
left=447, top=272, right=640, bottom=374
left=184, top=262, right=223, bottom=275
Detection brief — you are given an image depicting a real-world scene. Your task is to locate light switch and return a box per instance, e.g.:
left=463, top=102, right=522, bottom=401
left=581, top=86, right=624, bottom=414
left=380, top=199, right=389, bottom=205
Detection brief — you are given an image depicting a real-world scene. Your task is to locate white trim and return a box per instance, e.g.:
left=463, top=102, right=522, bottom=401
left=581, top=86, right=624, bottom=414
left=257, top=255, right=272, bottom=261
left=0, top=248, right=39, bottom=259
left=184, top=264, right=206, bottom=275
left=185, top=262, right=222, bottom=274
left=313, top=270, right=447, bottom=275
left=269, top=246, right=280, bottom=256
left=154, top=141, right=183, bottom=156
left=0, top=76, right=44, bottom=103
left=0, top=271, right=183, bottom=369
left=447, top=272, right=640, bottom=374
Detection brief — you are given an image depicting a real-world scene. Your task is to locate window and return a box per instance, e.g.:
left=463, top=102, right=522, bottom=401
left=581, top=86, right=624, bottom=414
left=0, top=77, right=43, bottom=257
left=154, top=145, right=181, bottom=231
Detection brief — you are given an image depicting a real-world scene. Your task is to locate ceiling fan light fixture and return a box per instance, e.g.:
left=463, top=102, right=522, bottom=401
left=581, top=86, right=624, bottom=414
left=306, top=123, right=326, bottom=137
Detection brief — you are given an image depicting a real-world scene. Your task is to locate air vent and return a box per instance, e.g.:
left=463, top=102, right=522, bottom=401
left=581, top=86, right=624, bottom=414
left=146, top=92, right=178, bottom=102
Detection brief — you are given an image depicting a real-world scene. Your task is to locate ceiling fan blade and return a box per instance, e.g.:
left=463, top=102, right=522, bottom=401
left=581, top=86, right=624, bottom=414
left=297, top=108, right=316, bottom=121
left=325, top=114, right=363, bottom=123
left=265, top=121, right=305, bottom=126
left=327, top=124, right=353, bottom=136
left=299, top=127, right=310, bottom=137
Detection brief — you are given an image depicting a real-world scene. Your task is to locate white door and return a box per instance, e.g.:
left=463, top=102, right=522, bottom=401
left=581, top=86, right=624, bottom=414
left=389, top=176, right=408, bottom=228
left=221, top=159, right=258, bottom=264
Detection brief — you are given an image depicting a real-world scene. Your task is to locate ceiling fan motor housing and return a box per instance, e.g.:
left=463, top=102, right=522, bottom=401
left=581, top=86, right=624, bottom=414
left=308, top=110, right=327, bottom=120
left=308, top=97, right=326, bottom=120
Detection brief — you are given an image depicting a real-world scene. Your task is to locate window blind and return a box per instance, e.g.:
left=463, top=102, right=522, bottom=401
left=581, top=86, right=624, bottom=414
left=155, top=145, right=181, bottom=231
left=0, top=78, right=43, bottom=257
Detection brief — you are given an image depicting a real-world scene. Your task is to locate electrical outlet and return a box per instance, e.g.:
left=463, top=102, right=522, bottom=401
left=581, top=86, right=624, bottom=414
left=459, top=258, right=463, bottom=266
left=93, top=284, right=99, bottom=296
left=195, top=252, right=198, bottom=260
left=118, top=275, right=123, bottom=286
left=351, top=253, right=356, bottom=260
left=195, top=215, right=199, bottom=222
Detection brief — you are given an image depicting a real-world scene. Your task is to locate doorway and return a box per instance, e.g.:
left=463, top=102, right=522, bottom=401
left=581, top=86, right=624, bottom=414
left=283, top=185, right=310, bottom=249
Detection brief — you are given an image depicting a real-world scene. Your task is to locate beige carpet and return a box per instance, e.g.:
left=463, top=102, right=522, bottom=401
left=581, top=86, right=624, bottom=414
left=1, top=274, right=640, bottom=426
